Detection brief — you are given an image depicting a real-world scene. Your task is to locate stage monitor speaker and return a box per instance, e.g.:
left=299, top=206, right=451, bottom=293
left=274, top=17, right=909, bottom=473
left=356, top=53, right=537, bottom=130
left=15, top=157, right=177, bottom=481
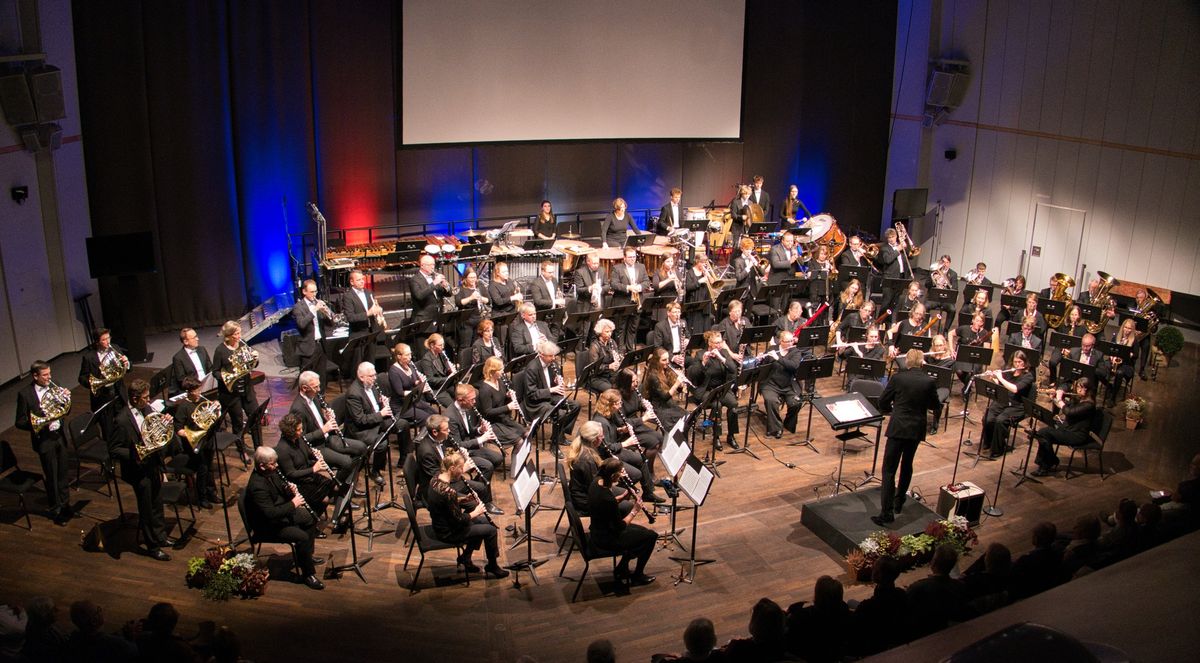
left=937, top=481, right=984, bottom=526
left=280, top=330, right=301, bottom=368
left=892, top=188, right=929, bottom=220
left=0, top=73, right=37, bottom=125
left=29, top=65, right=66, bottom=123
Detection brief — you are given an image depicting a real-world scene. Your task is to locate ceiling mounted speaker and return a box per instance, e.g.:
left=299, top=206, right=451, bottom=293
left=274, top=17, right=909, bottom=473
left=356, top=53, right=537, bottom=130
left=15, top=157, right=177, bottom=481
left=0, top=73, right=37, bottom=126
left=29, top=65, right=66, bottom=123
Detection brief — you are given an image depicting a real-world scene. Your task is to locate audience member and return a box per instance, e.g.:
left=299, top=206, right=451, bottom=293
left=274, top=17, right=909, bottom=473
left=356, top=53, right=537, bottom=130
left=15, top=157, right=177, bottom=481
left=1096, top=498, right=1139, bottom=566
left=1009, top=521, right=1063, bottom=600
left=851, top=557, right=908, bottom=655
left=962, top=543, right=1012, bottom=614
left=785, top=576, right=851, bottom=662
left=62, top=600, right=137, bottom=663
left=662, top=618, right=727, bottom=662
left=1136, top=502, right=1166, bottom=551
left=20, top=596, right=66, bottom=662
left=0, top=604, right=26, bottom=662
left=132, top=603, right=200, bottom=663
left=1059, top=514, right=1103, bottom=580
left=905, top=544, right=967, bottom=639
left=586, top=638, right=615, bottom=663
left=723, top=598, right=788, bottom=662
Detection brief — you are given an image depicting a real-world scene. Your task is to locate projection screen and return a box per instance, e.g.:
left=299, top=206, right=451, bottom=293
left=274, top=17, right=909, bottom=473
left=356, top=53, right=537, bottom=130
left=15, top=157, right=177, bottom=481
left=401, top=0, right=746, bottom=145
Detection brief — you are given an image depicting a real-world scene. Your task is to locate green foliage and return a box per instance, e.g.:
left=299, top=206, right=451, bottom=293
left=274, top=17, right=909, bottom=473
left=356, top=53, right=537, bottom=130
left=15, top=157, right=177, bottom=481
left=1155, top=325, right=1184, bottom=356
left=201, top=572, right=239, bottom=601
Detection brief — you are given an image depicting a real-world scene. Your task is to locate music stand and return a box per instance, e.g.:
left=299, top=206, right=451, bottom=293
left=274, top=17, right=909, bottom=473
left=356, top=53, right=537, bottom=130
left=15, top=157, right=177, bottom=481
left=1096, top=340, right=1133, bottom=396
left=794, top=324, right=830, bottom=352
left=811, top=393, right=884, bottom=495
left=1049, top=331, right=1082, bottom=351
left=1058, top=358, right=1095, bottom=387
left=504, top=463, right=547, bottom=587
left=327, top=456, right=370, bottom=582
left=790, top=355, right=835, bottom=452
left=1075, top=302, right=1102, bottom=328
left=618, top=346, right=657, bottom=373
left=354, top=418, right=399, bottom=548
left=1037, top=297, right=1066, bottom=321
left=957, top=310, right=993, bottom=328
left=456, top=241, right=493, bottom=259
left=566, top=309, right=602, bottom=345
left=657, top=419, right=692, bottom=551
left=669, top=455, right=716, bottom=585
left=896, top=334, right=932, bottom=353
left=1003, top=343, right=1041, bottom=370
left=714, top=286, right=749, bottom=315
left=432, top=366, right=469, bottom=404
left=844, top=356, right=885, bottom=385
left=337, top=331, right=380, bottom=378
left=622, top=233, right=652, bottom=248
left=685, top=332, right=707, bottom=353
left=1013, top=398, right=1055, bottom=488
left=999, top=293, right=1025, bottom=311
left=691, top=382, right=733, bottom=474
left=731, top=361, right=771, bottom=460
left=839, top=264, right=871, bottom=289
left=970, top=378, right=1012, bottom=517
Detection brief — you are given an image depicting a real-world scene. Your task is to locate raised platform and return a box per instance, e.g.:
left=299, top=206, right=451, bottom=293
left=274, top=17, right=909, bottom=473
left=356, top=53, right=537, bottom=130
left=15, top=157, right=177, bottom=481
left=801, top=487, right=941, bottom=556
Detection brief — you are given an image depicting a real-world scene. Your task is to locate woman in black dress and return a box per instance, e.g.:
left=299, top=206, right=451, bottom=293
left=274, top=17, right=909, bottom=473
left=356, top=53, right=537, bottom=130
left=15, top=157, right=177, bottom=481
left=979, top=350, right=1035, bottom=459
left=426, top=452, right=508, bottom=578
left=601, top=197, right=636, bottom=249
left=643, top=347, right=687, bottom=434
left=454, top=268, right=488, bottom=352
left=533, top=199, right=556, bottom=239
left=587, top=457, right=657, bottom=585
left=1033, top=377, right=1096, bottom=475
left=476, top=356, right=525, bottom=447
left=387, top=342, right=436, bottom=428
left=470, top=319, right=503, bottom=366
left=590, top=390, right=661, bottom=502
left=616, top=369, right=663, bottom=477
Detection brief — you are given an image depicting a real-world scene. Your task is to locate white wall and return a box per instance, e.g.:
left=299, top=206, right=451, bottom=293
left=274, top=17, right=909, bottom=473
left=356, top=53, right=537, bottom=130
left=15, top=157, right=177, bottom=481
left=0, top=0, right=96, bottom=384
left=884, top=0, right=1200, bottom=296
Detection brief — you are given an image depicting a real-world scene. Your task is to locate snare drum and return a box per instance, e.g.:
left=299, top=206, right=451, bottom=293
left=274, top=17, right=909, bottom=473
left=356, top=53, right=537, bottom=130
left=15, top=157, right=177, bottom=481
left=638, top=245, right=679, bottom=276
left=597, top=247, right=625, bottom=275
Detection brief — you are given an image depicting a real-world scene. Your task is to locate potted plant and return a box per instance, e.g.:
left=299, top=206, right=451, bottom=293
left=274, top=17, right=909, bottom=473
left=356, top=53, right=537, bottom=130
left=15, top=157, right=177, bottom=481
left=1123, top=396, right=1147, bottom=430
left=1155, top=326, right=1184, bottom=369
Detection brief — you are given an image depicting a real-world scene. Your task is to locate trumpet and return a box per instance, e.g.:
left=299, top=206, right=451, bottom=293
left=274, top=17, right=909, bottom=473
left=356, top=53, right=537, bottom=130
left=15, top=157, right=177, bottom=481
left=278, top=469, right=319, bottom=520
left=31, top=380, right=72, bottom=434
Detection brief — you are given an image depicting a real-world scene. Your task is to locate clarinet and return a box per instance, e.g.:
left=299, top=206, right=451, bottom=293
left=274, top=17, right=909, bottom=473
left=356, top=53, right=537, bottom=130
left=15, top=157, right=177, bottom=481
left=314, top=393, right=344, bottom=442
left=633, top=385, right=660, bottom=428
left=277, top=469, right=319, bottom=520
left=457, top=478, right=496, bottom=527
left=594, top=441, right=656, bottom=523
left=500, top=373, right=527, bottom=422
left=614, top=405, right=646, bottom=455
left=311, top=446, right=343, bottom=491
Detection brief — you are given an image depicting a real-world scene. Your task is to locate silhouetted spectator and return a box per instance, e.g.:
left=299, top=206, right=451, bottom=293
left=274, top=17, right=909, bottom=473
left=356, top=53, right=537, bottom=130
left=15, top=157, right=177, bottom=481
left=906, top=544, right=967, bottom=638
left=1136, top=502, right=1167, bottom=551
left=851, top=557, right=908, bottom=655
left=723, top=598, right=789, bottom=662
left=786, top=575, right=851, bottom=662
left=1097, top=498, right=1139, bottom=566
left=134, top=603, right=200, bottom=663
left=62, top=600, right=137, bottom=663
left=1009, top=521, right=1063, bottom=599
left=0, top=603, right=26, bottom=662
left=654, top=617, right=728, bottom=662
left=963, top=543, right=1012, bottom=614
left=586, top=638, right=615, bottom=663
left=21, top=596, right=66, bottom=662
left=1060, top=515, right=1103, bottom=580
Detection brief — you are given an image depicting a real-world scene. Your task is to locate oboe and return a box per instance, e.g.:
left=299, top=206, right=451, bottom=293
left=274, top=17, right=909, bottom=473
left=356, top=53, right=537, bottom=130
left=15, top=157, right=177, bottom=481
left=277, top=469, right=319, bottom=520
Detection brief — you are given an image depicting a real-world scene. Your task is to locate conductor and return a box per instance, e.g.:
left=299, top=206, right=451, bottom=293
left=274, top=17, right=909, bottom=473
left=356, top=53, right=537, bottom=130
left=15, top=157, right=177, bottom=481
left=872, top=349, right=940, bottom=526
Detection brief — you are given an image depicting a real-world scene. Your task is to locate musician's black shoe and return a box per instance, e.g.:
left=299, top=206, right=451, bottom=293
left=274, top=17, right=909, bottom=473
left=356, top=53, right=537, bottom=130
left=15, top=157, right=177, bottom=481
left=51, top=507, right=72, bottom=525
left=370, top=472, right=384, bottom=486
left=769, top=431, right=783, bottom=439
left=315, top=531, right=328, bottom=539
left=726, top=438, right=740, bottom=450
left=928, top=422, right=938, bottom=436
left=457, top=555, right=481, bottom=573
left=484, top=563, right=510, bottom=579
left=148, top=548, right=171, bottom=562
left=311, top=556, right=325, bottom=566
left=1139, top=372, right=1147, bottom=381
left=303, top=575, right=325, bottom=590
left=161, top=537, right=178, bottom=548
left=629, top=573, right=656, bottom=587
left=870, top=514, right=894, bottom=527
left=714, top=440, right=723, bottom=451
left=645, top=491, right=666, bottom=504
left=197, top=498, right=213, bottom=509
left=486, top=503, right=504, bottom=516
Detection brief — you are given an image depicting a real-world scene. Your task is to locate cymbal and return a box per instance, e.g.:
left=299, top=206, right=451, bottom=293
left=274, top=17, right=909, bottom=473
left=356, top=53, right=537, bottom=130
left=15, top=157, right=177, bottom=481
left=558, top=232, right=581, bottom=240
left=460, top=229, right=489, bottom=237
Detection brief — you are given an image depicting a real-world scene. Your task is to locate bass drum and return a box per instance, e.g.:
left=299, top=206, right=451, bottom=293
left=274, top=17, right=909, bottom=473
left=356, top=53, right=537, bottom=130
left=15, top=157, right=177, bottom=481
left=806, top=213, right=847, bottom=258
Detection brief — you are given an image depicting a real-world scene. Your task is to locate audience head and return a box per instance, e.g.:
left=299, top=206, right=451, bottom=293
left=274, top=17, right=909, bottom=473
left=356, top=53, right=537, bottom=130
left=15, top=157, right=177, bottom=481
left=984, top=543, right=1012, bottom=575
left=586, top=638, right=615, bottom=663
left=210, top=626, right=243, bottom=663
left=872, top=555, right=901, bottom=587
left=24, top=597, right=56, bottom=628
left=747, top=597, right=785, bottom=643
left=1115, top=497, right=1138, bottom=526
left=1032, top=521, right=1057, bottom=548
left=812, top=575, right=844, bottom=609
left=144, top=602, right=180, bottom=636
left=930, top=543, right=959, bottom=576
left=1137, top=502, right=1162, bottom=527
left=1073, top=514, right=1102, bottom=542
left=69, top=600, right=104, bottom=635
left=683, top=618, right=717, bottom=658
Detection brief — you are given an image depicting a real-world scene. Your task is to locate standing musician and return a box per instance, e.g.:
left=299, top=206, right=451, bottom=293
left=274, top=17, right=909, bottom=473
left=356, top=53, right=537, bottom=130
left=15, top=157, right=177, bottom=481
left=454, top=267, right=488, bottom=352
left=471, top=319, right=504, bottom=366
left=872, top=349, right=940, bottom=526
left=170, top=327, right=212, bottom=395
left=510, top=303, right=555, bottom=358
left=477, top=356, right=526, bottom=446
left=565, top=421, right=632, bottom=516
left=291, top=371, right=363, bottom=478
left=521, top=341, right=580, bottom=448
left=274, top=413, right=334, bottom=520
left=533, top=199, right=556, bottom=239
left=170, top=376, right=219, bottom=508
left=684, top=252, right=715, bottom=331
left=729, top=184, right=754, bottom=247
left=610, top=247, right=650, bottom=352
left=573, top=252, right=609, bottom=313
left=291, top=283, right=337, bottom=393
left=417, top=334, right=457, bottom=410
left=978, top=350, right=1035, bottom=460
left=780, top=184, right=806, bottom=230
left=339, top=269, right=386, bottom=334
left=732, top=237, right=767, bottom=297
left=588, top=457, right=658, bottom=586
left=1007, top=316, right=1043, bottom=351
left=79, top=327, right=129, bottom=438
left=643, top=348, right=688, bottom=433
left=963, top=261, right=992, bottom=286
left=616, top=369, right=664, bottom=461
left=994, top=275, right=1028, bottom=331
left=601, top=197, right=637, bottom=249
left=386, top=343, right=437, bottom=455
left=109, top=378, right=173, bottom=561
left=344, top=362, right=393, bottom=487
left=427, top=451, right=509, bottom=578
left=446, top=384, right=505, bottom=492
left=413, top=414, right=488, bottom=509
left=750, top=175, right=770, bottom=218
left=834, top=301, right=876, bottom=358
left=1033, top=378, right=1096, bottom=476
left=714, top=300, right=747, bottom=358
left=649, top=301, right=691, bottom=367
left=531, top=260, right=566, bottom=340
left=875, top=227, right=913, bottom=312
left=1104, top=318, right=1139, bottom=407
left=1130, top=288, right=1156, bottom=380
left=588, top=319, right=621, bottom=393
left=761, top=330, right=806, bottom=439
left=591, top=389, right=663, bottom=503
left=948, top=312, right=991, bottom=404
left=15, top=360, right=72, bottom=524
left=650, top=254, right=683, bottom=324
left=838, top=235, right=870, bottom=269
left=687, top=330, right=741, bottom=450
left=487, top=262, right=524, bottom=318
left=212, top=321, right=260, bottom=457
left=409, top=254, right=450, bottom=326
left=926, top=255, right=959, bottom=334
left=655, top=187, right=684, bottom=236
left=246, top=446, right=325, bottom=590
left=768, top=232, right=802, bottom=286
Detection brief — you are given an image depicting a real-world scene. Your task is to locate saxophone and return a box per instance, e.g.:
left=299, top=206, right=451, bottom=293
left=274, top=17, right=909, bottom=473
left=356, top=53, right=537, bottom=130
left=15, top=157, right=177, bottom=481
left=31, top=381, right=72, bottom=433
left=179, top=395, right=223, bottom=449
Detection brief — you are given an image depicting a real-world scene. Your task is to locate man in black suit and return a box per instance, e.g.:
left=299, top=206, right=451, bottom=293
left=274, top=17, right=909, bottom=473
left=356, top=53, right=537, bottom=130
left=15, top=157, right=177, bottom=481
left=409, top=254, right=450, bottom=325
left=14, top=360, right=72, bottom=523
left=873, top=349, right=940, bottom=526
left=1054, top=333, right=1106, bottom=392
left=686, top=330, right=741, bottom=450
left=573, top=253, right=609, bottom=342
left=529, top=261, right=566, bottom=339
left=170, top=327, right=211, bottom=395
left=768, top=233, right=801, bottom=286
left=750, top=175, right=771, bottom=223
left=344, top=362, right=393, bottom=485
left=521, top=341, right=579, bottom=447
left=838, top=235, right=870, bottom=269
left=648, top=301, right=690, bottom=367
left=609, top=247, right=650, bottom=351
left=289, top=371, right=362, bottom=481
left=414, top=413, right=489, bottom=502
left=291, top=280, right=337, bottom=392
left=509, top=303, right=554, bottom=358
left=169, top=376, right=218, bottom=508
left=874, top=228, right=912, bottom=313
left=78, top=328, right=129, bottom=439
left=109, top=379, right=173, bottom=561
left=654, top=187, right=683, bottom=236
left=1006, top=316, right=1043, bottom=351
left=339, top=269, right=385, bottom=334
left=713, top=300, right=746, bottom=353
left=444, top=384, right=504, bottom=515
left=761, top=332, right=805, bottom=438
left=245, top=446, right=325, bottom=590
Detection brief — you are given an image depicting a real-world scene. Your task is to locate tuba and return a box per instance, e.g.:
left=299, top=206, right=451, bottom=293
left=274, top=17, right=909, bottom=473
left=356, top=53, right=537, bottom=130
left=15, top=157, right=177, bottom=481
left=89, top=348, right=129, bottom=394
left=31, top=381, right=73, bottom=433
left=179, top=395, right=223, bottom=449
left=1085, top=271, right=1119, bottom=334
left=1135, top=288, right=1162, bottom=336
left=135, top=412, right=175, bottom=462
left=220, top=340, right=259, bottom=390
left=1044, top=273, right=1076, bottom=328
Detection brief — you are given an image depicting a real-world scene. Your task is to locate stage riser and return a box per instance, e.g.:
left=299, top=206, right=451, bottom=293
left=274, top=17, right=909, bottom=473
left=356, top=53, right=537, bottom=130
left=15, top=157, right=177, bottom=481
left=800, top=487, right=940, bottom=557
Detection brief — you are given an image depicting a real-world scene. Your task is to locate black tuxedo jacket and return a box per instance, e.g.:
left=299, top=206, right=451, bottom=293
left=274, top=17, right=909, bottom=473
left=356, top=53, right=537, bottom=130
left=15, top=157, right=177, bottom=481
left=413, top=434, right=449, bottom=498
left=14, top=383, right=65, bottom=452
left=763, top=347, right=805, bottom=393
left=289, top=394, right=333, bottom=447
left=650, top=320, right=690, bottom=354
left=445, top=403, right=485, bottom=450
left=573, top=266, right=608, bottom=311
left=730, top=197, right=752, bottom=230
left=109, top=405, right=164, bottom=482
left=684, top=268, right=709, bottom=303
left=245, top=470, right=301, bottom=535
left=510, top=319, right=553, bottom=357
left=276, top=438, right=318, bottom=482
left=713, top=318, right=744, bottom=350
left=1006, top=332, right=1043, bottom=351
left=416, top=351, right=455, bottom=396
left=655, top=202, right=681, bottom=235
left=409, top=270, right=450, bottom=322
left=876, top=243, right=910, bottom=279
left=170, top=346, right=212, bottom=394
left=78, top=348, right=127, bottom=406
left=838, top=250, right=868, bottom=269
left=878, top=367, right=939, bottom=441
left=522, top=358, right=562, bottom=410
left=609, top=262, right=649, bottom=305
left=338, top=287, right=380, bottom=333
left=751, top=188, right=771, bottom=219
left=768, top=244, right=796, bottom=285
left=345, top=379, right=387, bottom=440
left=530, top=277, right=561, bottom=311
left=731, top=251, right=763, bottom=296
left=291, top=299, right=332, bottom=358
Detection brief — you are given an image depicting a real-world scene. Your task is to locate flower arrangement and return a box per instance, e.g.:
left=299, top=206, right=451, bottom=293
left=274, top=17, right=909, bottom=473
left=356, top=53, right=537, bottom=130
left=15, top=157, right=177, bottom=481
left=185, top=546, right=269, bottom=600
left=1124, top=396, right=1148, bottom=422
left=845, top=516, right=978, bottom=582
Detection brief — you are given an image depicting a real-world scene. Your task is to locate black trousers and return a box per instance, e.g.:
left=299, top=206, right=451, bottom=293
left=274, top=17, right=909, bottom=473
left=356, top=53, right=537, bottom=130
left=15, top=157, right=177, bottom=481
left=879, top=436, right=919, bottom=518
left=615, top=448, right=653, bottom=491
left=273, top=509, right=319, bottom=576
left=981, top=405, right=1022, bottom=454
left=34, top=436, right=70, bottom=512
left=465, top=445, right=503, bottom=484
left=128, top=473, right=167, bottom=548
left=185, top=442, right=216, bottom=495
left=218, top=388, right=260, bottom=449
left=761, top=384, right=802, bottom=435
left=457, top=518, right=500, bottom=563
left=1136, top=336, right=1151, bottom=374
left=1034, top=428, right=1087, bottom=469
left=598, top=523, right=657, bottom=575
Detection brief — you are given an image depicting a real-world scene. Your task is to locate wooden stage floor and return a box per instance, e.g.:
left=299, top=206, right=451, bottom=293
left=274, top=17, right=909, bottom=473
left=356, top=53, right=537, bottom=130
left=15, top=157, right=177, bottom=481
left=1, top=344, right=1196, bottom=662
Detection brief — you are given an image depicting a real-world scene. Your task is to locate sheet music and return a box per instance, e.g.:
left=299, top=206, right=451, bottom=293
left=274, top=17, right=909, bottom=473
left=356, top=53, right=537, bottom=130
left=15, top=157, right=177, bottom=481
left=510, top=466, right=540, bottom=512
left=197, top=373, right=218, bottom=393
left=677, top=457, right=714, bottom=506
left=828, top=399, right=872, bottom=424
left=660, top=427, right=690, bottom=478
left=511, top=437, right=531, bottom=473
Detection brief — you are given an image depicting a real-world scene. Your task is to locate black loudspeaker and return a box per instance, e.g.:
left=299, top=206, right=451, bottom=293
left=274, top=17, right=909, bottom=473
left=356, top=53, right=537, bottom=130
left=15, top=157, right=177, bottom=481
left=281, top=330, right=301, bottom=368
left=892, top=188, right=929, bottom=220
left=29, top=66, right=65, bottom=122
left=0, top=73, right=37, bottom=125
left=937, top=481, right=984, bottom=526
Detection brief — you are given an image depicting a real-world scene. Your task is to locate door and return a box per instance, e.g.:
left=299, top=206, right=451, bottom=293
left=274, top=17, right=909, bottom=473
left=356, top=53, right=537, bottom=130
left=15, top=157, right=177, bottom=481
left=1026, top=203, right=1087, bottom=298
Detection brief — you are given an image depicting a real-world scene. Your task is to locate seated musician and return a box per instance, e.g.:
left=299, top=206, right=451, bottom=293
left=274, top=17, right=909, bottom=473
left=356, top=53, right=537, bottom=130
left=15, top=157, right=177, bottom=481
left=521, top=340, right=580, bottom=447
left=601, top=197, right=637, bottom=249
left=644, top=348, right=687, bottom=434
left=835, top=278, right=865, bottom=321
left=963, top=261, right=992, bottom=286
left=246, top=446, right=325, bottom=590
left=714, top=300, right=747, bottom=357
left=454, top=267, right=488, bottom=351
left=761, top=330, right=806, bottom=439
left=1104, top=318, right=1139, bottom=407
left=686, top=330, right=741, bottom=451
left=949, top=312, right=991, bottom=404
left=1007, top=316, right=1043, bottom=351
left=588, top=318, right=621, bottom=393
left=649, top=301, right=690, bottom=367
left=476, top=356, right=526, bottom=447
left=427, top=451, right=509, bottom=578
left=274, top=413, right=334, bottom=520
left=978, top=350, right=1035, bottom=459
left=591, top=389, right=663, bottom=503
left=344, top=361, right=393, bottom=486
left=887, top=302, right=928, bottom=353
left=170, top=327, right=212, bottom=395
left=470, top=319, right=503, bottom=366
left=588, top=457, right=657, bottom=587
left=412, top=414, right=485, bottom=506
left=1033, top=378, right=1096, bottom=476
left=615, top=368, right=663, bottom=463
left=291, top=371, right=363, bottom=477
left=446, top=384, right=505, bottom=487
left=805, top=244, right=837, bottom=313
left=417, top=334, right=457, bottom=410
left=893, top=280, right=925, bottom=323
left=994, top=275, right=1028, bottom=330
left=565, top=421, right=632, bottom=517
left=1008, top=292, right=1047, bottom=339
left=958, top=288, right=993, bottom=331
left=835, top=301, right=875, bottom=358
left=386, top=343, right=436, bottom=460
left=533, top=199, right=556, bottom=239
left=926, top=255, right=959, bottom=334
left=848, top=329, right=887, bottom=383
left=170, top=376, right=218, bottom=508
left=1077, top=277, right=1116, bottom=336
left=1046, top=306, right=1087, bottom=387
left=1054, top=333, right=1106, bottom=397
left=486, top=262, right=523, bottom=317
left=838, top=235, right=869, bottom=269
left=773, top=300, right=805, bottom=346
left=510, top=303, right=554, bottom=358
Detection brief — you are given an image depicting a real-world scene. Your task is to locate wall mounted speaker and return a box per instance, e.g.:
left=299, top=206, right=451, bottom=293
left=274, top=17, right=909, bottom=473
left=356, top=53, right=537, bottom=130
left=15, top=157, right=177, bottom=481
left=0, top=73, right=37, bottom=125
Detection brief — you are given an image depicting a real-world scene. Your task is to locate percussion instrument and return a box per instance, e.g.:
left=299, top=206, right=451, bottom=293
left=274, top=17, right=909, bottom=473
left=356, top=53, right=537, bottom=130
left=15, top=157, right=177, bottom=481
left=553, top=239, right=591, bottom=272
left=508, top=228, right=533, bottom=247
left=651, top=234, right=672, bottom=246
left=706, top=207, right=732, bottom=249
left=638, top=244, right=678, bottom=276
left=424, top=244, right=441, bottom=256
left=801, top=213, right=847, bottom=257
left=558, top=231, right=582, bottom=240
left=597, top=247, right=625, bottom=275
left=440, top=243, right=457, bottom=256
left=459, top=229, right=490, bottom=243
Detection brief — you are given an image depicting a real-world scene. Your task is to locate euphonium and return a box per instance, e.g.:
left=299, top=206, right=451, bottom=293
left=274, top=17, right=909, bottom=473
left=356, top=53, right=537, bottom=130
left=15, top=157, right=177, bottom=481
left=1135, top=288, right=1162, bottom=335
left=89, top=348, right=128, bottom=394
left=219, top=340, right=259, bottom=390
left=135, top=412, right=175, bottom=462
left=180, top=395, right=222, bottom=449
left=1085, top=271, right=1119, bottom=334
left=31, top=381, right=72, bottom=433
left=1044, top=273, right=1076, bottom=328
